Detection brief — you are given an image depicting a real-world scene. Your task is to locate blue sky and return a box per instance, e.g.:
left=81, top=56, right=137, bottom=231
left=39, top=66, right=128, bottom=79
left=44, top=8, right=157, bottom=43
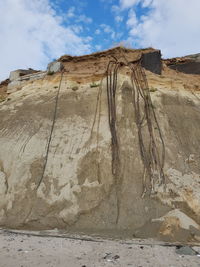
left=50, top=0, right=150, bottom=52
left=52, top=0, right=133, bottom=52
left=0, top=0, right=200, bottom=81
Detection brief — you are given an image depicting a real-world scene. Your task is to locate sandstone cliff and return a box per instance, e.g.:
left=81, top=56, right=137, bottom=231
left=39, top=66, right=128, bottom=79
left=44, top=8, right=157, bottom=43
left=0, top=47, right=200, bottom=243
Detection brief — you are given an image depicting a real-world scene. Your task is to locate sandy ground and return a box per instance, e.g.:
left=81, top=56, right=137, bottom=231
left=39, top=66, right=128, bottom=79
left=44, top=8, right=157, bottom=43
left=0, top=230, right=200, bottom=267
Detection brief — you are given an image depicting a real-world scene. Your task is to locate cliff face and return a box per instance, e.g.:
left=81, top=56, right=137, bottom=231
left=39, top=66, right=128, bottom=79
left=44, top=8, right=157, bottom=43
left=164, top=53, right=200, bottom=74
left=0, top=48, right=200, bottom=242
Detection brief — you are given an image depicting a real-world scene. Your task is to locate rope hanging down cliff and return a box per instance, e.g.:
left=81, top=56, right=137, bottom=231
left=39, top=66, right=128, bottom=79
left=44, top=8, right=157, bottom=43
left=36, top=71, right=64, bottom=190
left=106, top=54, right=165, bottom=196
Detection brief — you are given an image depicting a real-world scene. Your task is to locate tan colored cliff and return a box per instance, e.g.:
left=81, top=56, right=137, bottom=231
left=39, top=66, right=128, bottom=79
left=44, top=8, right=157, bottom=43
left=0, top=47, right=200, bottom=243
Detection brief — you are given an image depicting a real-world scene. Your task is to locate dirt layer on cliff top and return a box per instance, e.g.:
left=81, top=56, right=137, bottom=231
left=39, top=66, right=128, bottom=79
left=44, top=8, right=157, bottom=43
left=58, top=46, right=156, bottom=62
left=59, top=46, right=162, bottom=75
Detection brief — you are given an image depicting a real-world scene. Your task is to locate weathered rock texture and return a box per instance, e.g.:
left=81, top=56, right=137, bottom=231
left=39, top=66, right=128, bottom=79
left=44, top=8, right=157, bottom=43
left=9, top=69, right=39, bottom=82
left=165, top=53, right=200, bottom=74
left=59, top=47, right=162, bottom=75
left=0, top=47, right=200, bottom=242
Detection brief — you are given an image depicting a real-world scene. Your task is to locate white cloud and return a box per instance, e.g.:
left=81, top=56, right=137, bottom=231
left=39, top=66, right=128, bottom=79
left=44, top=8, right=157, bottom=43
left=120, top=0, right=139, bottom=9
left=116, top=32, right=124, bottom=39
left=127, top=9, right=137, bottom=27
left=111, top=4, right=123, bottom=23
left=119, top=0, right=152, bottom=9
left=95, top=29, right=101, bottom=35
left=76, top=14, right=92, bottom=24
left=111, top=5, right=121, bottom=13
left=101, top=24, right=113, bottom=33
left=66, top=6, right=93, bottom=25
left=115, top=16, right=123, bottom=23
left=125, top=0, right=200, bottom=57
left=69, top=25, right=83, bottom=34
left=100, top=24, right=117, bottom=40
left=66, top=6, right=75, bottom=18
left=141, top=0, right=153, bottom=7
left=85, top=36, right=93, bottom=42
left=0, top=0, right=92, bottom=81
left=95, top=45, right=102, bottom=51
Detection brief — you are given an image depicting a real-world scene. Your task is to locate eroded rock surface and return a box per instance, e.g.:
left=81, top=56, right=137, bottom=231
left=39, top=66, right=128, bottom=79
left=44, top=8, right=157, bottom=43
left=164, top=53, right=200, bottom=74
left=0, top=48, right=200, bottom=243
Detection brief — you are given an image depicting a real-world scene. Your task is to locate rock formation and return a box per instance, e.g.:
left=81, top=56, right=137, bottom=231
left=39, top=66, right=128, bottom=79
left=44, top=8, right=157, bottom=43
left=0, top=47, right=200, bottom=243
left=164, top=53, right=200, bottom=74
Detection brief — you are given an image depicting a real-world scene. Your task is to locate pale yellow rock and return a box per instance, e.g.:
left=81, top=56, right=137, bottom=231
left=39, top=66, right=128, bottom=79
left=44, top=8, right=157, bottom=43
left=153, top=209, right=200, bottom=230
left=0, top=62, right=200, bottom=243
